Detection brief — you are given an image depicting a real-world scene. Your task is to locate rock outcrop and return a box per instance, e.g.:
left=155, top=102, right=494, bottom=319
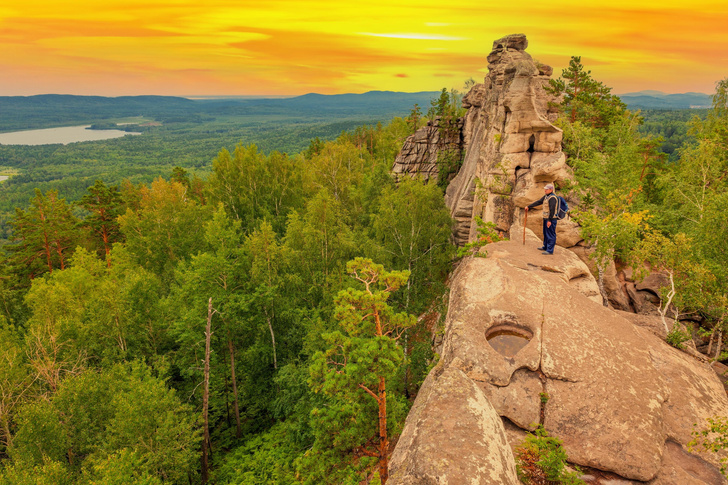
left=389, top=233, right=728, bottom=484
left=444, top=33, right=567, bottom=247
left=389, top=34, right=728, bottom=484
left=391, top=117, right=464, bottom=183
left=392, top=34, right=570, bottom=247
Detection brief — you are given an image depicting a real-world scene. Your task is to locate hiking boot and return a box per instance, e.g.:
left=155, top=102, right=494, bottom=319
left=541, top=251, right=553, bottom=255
left=537, top=246, right=546, bottom=251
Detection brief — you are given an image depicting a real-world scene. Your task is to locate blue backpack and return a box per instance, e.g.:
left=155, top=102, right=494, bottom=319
left=555, top=196, right=569, bottom=220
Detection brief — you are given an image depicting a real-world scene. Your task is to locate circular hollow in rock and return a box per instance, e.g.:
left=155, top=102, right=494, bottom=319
left=485, top=325, right=533, bottom=358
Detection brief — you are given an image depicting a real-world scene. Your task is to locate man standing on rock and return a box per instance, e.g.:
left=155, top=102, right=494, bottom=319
left=525, top=183, right=558, bottom=255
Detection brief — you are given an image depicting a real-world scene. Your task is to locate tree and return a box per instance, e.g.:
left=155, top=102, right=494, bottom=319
left=635, top=231, right=715, bottom=335
left=170, top=207, right=249, bottom=441
left=7, top=189, right=79, bottom=280
left=283, top=190, right=357, bottom=303
left=372, top=177, right=454, bottom=312
left=8, top=362, right=200, bottom=484
left=406, top=104, right=422, bottom=134
left=546, top=56, right=626, bottom=128
left=207, top=144, right=302, bottom=233
left=245, top=221, right=288, bottom=370
left=308, top=258, right=416, bottom=484
left=78, top=180, right=124, bottom=267
left=576, top=198, right=650, bottom=306
left=0, top=321, right=33, bottom=455
left=118, top=177, right=212, bottom=283
left=22, top=247, right=165, bottom=370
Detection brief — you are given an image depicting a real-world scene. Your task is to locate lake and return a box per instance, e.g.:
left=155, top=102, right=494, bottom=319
left=0, top=176, right=8, bottom=182
left=0, top=125, right=141, bottom=146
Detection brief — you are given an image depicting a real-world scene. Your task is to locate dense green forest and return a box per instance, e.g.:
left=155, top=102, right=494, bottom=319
left=0, top=68, right=727, bottom=484
left=0, top=92, right=437, bottom=244
left=0, top=101, right=455, bottom=483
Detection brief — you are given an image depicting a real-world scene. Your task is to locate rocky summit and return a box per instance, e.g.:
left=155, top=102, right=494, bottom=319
left=390, top=233, right=728, bottom=484
left=389, top=34, right=728, bottom=485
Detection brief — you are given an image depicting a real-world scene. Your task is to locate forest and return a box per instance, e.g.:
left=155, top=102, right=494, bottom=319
left=0, top=60, right=727, bottom=484
left=0, top=91, right=438, bottom=244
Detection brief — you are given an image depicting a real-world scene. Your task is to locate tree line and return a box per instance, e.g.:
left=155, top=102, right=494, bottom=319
left=0, top=114, right=455, bottom=484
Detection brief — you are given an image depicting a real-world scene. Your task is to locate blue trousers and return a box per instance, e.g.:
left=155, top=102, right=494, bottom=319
left=542, top=219, right=557, bottom=253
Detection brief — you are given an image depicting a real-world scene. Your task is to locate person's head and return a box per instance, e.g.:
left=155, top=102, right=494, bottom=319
left=544, top=183, right=554, bottom=194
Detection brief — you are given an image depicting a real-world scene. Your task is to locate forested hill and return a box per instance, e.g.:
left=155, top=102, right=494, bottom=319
left=0, top=91, right=439, bottom=132
left=618, top=90, right=712, bottom=109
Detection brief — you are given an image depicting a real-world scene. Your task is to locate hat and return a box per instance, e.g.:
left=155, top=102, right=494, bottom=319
left=544, top=183, right=554, bottom=190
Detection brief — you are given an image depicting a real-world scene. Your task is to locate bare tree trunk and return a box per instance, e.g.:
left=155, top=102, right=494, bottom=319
left=659, top=272, right=676, bottom=336
left=228, top=338, right=242, bottom=438
left=378, top=376, right=389, bottom=485
left=708, top=325, right=718, bottom=357
left=265, top=310, right=277, bottom=370
left=201, top=298, right=213, bottom=485
left=597, top=265, right=609, bottom=307
left=715, top=330, right=723, bottom=361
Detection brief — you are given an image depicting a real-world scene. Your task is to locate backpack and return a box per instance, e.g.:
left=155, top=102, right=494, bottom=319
left=555, top=196, right=569, bottom=220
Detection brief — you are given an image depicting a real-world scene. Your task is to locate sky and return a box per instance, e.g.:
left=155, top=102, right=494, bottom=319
left=1, top=0, right=727, bottom=97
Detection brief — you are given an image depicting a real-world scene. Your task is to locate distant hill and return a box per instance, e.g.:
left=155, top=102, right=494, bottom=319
left=618, top=91, right=712, bottom=109
left=0, top=91, right=439, bottom=132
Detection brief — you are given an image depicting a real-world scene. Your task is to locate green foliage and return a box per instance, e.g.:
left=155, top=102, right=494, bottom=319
left=0, top=457, right=73, bottom=485
left=305, top=258, right=416, bottom=484
left=207, top=144, right=303, bottom=234
left=78, top=180, right=125, bottom=262
left=546, top=56, right=626, bottom=128
left=515, top=426, right=584, bottom=484
left=118, top=177, right=213, bottom=283
left=635, top=232, right=716, bottom=324
left=372, top=177, right=454, bottom=312
left=214, top=423, right=298, bottom=484
left=7, top=189, right=80, bottom=281
left=0, top=111, right=457, bottom=483
left=427, top=88, right=465, bottom=189
left=9, top=362, right=199, bottom=484
left=666, top=326, right=692, bottom=350
left=457, top=217, right=503, bottom=258
left=690, top=415, right=728, bottom=476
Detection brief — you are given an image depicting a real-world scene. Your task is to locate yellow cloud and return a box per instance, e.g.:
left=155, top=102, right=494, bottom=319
left=0, top=0, right=726, bottom=95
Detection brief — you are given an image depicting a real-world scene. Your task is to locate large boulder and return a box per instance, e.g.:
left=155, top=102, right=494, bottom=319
left=388, top=365, right=519, bottom=485
left=392, top=237, right=728, bottom=483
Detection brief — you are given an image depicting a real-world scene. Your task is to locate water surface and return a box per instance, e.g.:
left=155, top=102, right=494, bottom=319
left=487, top=330, right=532, bottom=358
left=0, top=125, right=140, bottom=146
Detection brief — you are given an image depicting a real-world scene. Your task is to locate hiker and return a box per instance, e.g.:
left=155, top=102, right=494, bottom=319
left=525, top=183, right=558, bottom=255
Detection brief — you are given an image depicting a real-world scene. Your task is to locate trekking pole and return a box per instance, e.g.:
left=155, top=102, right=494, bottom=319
left=523, top=208, right=528, bottom=245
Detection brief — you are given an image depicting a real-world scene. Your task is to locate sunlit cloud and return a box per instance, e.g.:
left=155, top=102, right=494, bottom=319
left=359, top=33, right=465, bottom=41
left=0, top=0, right=726, bottom=95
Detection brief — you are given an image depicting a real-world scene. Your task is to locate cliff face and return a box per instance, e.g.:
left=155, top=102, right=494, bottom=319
left=390, top=235, right=728, bottom=484
left=391, top=117, right=464, bottom=184
left=446, top=33, right=571, bottom=246
left=389, top=34, right=728, bottom=485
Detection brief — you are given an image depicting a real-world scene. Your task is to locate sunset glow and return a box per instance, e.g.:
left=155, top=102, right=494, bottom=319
left=1, top=0, right=727, bottom=96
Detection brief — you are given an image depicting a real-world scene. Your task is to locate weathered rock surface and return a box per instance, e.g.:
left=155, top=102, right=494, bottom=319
left=391, top=237, right=728, bottom=483
left=445, top=33, right=567, bottom=246
left=388, top=365, right=519, bottom=485
left=392, top=117, right=465, bottom=183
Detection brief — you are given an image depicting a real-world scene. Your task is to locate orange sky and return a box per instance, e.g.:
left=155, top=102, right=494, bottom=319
left=1, top=0, right=727, bottom=96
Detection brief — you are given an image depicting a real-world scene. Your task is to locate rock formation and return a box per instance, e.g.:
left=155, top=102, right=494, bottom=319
left=391, top=32, right=662, bottom=314
left=389, top=33, right=728, bottom=484
left=389, top=233, right=728, bottom=484
left=445, top=34, right=571, bottom=248
left=391, top=117, right=464, bottom=184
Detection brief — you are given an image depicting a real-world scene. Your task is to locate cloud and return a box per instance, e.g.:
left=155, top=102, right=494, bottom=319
left=359, top=32, right=465, bottom=41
